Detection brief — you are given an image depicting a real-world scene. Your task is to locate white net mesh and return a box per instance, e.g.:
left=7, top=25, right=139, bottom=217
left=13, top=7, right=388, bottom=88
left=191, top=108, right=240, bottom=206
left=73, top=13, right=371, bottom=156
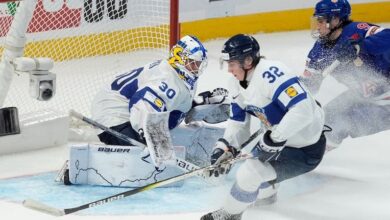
left=0, top=0, right=172, bottom=116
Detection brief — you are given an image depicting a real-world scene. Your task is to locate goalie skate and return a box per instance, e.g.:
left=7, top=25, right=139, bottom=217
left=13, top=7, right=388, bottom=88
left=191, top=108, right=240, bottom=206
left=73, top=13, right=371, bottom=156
left=201, top=209, right=243, bottom=220
left=54, top=160, right=71, bottom=185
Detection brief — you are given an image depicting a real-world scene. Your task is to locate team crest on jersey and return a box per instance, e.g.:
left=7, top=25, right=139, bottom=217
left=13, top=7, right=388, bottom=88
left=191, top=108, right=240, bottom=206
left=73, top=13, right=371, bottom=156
left=246, top=105, right=271, bottom=127
left=285, top=86, right=298, bottom=98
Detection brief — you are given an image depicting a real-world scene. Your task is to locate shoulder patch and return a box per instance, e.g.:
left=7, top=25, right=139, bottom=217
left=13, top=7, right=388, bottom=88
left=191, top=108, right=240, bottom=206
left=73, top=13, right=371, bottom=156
left=285, top=86, right=298, bottom=98
left=357, top=23, right=370, bottom=30
left=144, top=91, right=166, bottom=111
left=278, top=83, right=306, bottom=108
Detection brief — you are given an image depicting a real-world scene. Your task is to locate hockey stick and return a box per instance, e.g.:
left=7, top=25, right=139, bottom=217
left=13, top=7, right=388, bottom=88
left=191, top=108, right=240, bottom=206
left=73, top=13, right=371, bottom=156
left=321, top=60, right=340, bottom=77
left=69, top=109, right=145, bottom=147
left=23, top=128, right=263, bottom=216
left=69, top=109, right=200, bottom=172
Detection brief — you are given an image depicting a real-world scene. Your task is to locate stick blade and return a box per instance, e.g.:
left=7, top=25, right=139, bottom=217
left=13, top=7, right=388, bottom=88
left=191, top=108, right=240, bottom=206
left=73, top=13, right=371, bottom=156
left=23, top=199, right=65, bottom=216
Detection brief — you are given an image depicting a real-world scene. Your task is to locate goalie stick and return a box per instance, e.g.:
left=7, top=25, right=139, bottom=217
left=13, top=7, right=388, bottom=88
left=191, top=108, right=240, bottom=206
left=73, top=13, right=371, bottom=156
left=69, top=110, right=145, bottom=147
left=69, top=109, right=200, bottom=172
left=23, top=128, right=263, bottom=216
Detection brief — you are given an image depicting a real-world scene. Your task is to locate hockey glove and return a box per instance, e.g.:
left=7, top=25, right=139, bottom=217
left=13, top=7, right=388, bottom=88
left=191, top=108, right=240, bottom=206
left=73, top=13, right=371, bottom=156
left=193, top=88, right=229, bottom=106
left=254, top=130, right=286, bottom=162
left=207, top=138, right=239, bottom=178
left=335, top=33, right=363, bottom=63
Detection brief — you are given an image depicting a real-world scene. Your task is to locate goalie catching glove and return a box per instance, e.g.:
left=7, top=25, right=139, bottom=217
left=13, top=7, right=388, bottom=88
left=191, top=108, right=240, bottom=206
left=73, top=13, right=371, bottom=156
left=185, top=88, right=230, bottom=124
left=193, top=88, right=229, bottom=106
left=206, top=138, right=239, bottom=178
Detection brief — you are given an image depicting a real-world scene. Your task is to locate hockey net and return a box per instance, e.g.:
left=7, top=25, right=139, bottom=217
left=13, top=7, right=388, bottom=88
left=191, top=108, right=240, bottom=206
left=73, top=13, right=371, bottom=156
left=0, top=0, right=178, bottom=117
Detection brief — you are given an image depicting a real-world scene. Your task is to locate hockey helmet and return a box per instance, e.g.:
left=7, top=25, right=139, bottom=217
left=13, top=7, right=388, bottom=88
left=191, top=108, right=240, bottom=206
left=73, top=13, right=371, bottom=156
left=220, top=34, right=260, bottom=67
left=169, top=35, right=208, bottom=76
left=314, top=0, right=351, bottom=21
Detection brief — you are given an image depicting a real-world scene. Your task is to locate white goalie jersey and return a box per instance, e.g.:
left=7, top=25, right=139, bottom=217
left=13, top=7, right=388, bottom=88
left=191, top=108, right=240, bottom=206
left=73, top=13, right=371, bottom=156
left=91, top=59, right=196, bottom=132
left=224, top=59, right=325, bottom=149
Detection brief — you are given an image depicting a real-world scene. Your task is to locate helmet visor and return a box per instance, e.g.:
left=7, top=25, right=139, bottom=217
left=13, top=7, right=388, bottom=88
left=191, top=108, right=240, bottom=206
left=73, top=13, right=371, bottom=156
left=310, top=16, right=330, bottom=39
left=185, top=57, right=208, bottom=76
left=219, top=52, right=230, bottom=69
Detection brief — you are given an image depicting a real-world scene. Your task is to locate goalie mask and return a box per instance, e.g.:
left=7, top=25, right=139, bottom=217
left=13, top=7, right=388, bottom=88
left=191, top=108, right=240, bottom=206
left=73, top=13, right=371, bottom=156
left=169, top=35, right=208, bottom=89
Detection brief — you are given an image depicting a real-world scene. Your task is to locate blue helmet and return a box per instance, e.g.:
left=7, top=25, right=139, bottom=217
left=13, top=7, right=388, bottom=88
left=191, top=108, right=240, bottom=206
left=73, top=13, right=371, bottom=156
left=314, top=0, right=351, bottom=21
left=221, top=34, right=260, bottom=66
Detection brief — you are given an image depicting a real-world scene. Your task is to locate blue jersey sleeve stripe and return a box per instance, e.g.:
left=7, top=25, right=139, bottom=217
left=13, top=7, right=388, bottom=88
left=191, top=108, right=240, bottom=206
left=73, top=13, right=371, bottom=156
left=169, top=110, right=186, bottom=129
left=230, top=182, right=259, bottom=203
left=129, top=87, right=167, bottom=112
left=272, top=77, right=301, bottom=101
left=283, top=93, right=307, bottom=109
left=230, top=102, right=246, bottom=122
left=111, top=67, right=143, bottom=91
left=119, top=79, right=138, bottom=99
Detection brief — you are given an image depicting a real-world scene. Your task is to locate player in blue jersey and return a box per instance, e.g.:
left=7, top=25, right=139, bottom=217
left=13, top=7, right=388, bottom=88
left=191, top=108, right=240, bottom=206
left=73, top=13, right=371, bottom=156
left=302, top=0, right=390, bottom=149
left=201, top=34, right=327, bottom=220
left=90, top=35, right=227, bottom=167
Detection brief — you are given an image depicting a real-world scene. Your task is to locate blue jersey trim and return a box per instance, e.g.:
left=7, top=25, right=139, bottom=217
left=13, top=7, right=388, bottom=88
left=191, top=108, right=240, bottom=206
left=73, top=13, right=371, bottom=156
left=129, top=87, right=167, bottom=113
left=272, top=77, right=298, bottom=100
left=246, top=102, right=285, bottom=126
left=230, top=102, right=246, bottom=122
left=272, top=77, right=307, bottom=110
left=169, top=110, right=186, bottom=129
left=283, top=93, right=307, bottom=109
left=230, top=182, right=259, bottom=203
left=111, top=67, right=143, bottom=91
left=119, top=79, right=138, bottom=99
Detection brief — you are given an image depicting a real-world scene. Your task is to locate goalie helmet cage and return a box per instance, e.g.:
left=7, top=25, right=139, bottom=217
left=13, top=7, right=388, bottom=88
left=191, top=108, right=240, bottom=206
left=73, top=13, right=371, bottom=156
left=0, top=0, right=179, bottom=116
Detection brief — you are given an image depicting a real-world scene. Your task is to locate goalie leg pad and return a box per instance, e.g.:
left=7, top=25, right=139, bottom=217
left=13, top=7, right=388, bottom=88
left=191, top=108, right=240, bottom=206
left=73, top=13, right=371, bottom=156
left=143, top=112, right=175, bottom=166
left=68, top=143, right=185, bottom=187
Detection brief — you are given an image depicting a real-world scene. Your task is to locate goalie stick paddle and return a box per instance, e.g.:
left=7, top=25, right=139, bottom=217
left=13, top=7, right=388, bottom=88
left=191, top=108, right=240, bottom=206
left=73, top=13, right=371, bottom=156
left=23, top=128, right=263, bottom=216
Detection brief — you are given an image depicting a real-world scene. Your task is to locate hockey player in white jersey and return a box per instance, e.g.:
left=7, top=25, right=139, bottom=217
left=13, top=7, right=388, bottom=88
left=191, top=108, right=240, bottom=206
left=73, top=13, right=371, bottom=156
left=91, top=35, right=213, bottom=167
left=63, top=36, right=231, bottom=187
left=201, top=34, right=327, bottom=220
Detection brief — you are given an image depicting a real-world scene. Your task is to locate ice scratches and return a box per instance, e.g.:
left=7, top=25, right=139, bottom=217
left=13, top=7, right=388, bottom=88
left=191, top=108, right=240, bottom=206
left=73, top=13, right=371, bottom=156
left=118, top=167, right=165, bottom=187
left=72, top=160, right=166, bottom=187
left=73, top=160, right=114, bottom=186
left=187, top=127, right=213, bottom=166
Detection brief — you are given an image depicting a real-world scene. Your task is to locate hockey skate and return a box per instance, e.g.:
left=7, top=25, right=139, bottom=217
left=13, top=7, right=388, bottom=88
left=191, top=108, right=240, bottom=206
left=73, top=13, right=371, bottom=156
left=253, top=193, right=277, bottom=207
left=201, top=209, right=243, bottom=220
left=54, top=160, right=71, bottom=185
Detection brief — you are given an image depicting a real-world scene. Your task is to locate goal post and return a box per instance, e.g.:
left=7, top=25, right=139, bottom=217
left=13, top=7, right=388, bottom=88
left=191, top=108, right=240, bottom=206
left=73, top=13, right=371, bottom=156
left=0, top=0, right=180, bottom=117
